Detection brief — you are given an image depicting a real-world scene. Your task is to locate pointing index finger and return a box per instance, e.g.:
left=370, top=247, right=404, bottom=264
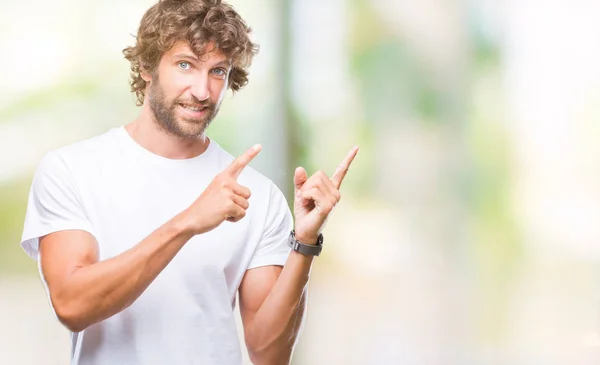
left=226, top=144, right=262, bottom=179
left=330, top=146, right=359, bottom=189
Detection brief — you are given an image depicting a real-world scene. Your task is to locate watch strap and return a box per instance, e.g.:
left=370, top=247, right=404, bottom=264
left=288, top=230, right=323, bottom=256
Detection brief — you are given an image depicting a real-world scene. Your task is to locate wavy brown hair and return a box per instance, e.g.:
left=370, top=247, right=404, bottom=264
left=123, top=0, right=259, bottom=106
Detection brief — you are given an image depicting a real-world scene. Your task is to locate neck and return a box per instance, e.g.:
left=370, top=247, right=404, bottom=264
left=125, top=103, right=209, bottom=160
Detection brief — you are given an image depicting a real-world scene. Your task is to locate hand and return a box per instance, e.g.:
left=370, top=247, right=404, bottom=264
left=293, top=146, right=359, bottom=244
left=184, top=144, right=261, bottom=235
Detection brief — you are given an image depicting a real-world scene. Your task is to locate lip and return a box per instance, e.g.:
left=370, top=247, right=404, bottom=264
left=178, top=103, right=208, bottom=118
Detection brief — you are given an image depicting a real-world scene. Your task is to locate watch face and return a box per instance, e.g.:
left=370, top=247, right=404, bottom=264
left=316, top=233, right=324, bottom=245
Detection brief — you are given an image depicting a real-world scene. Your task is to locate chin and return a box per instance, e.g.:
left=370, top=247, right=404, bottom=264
left=177, top=119, right=210, bottom=138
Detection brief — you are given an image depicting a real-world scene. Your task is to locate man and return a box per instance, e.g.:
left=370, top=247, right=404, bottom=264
left=20, top=0, right=358, bottom=364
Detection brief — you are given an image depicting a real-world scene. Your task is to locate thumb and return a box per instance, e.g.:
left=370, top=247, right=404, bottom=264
left=294, top=167, right=308, bottom=195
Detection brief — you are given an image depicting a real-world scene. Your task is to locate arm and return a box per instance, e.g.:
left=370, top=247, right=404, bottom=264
left=40, top=213, right=193, bottom=333
left=39, top=145, right=262, bottom=332
left=239, top=253, right=313, bottom=365
left=240, top=147, right=359, bottom=364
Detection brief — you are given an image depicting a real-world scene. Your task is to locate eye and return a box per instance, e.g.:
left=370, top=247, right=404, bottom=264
left=178, top=61, right=191, bottom=70
left=212, top=68, right=227, bottom=77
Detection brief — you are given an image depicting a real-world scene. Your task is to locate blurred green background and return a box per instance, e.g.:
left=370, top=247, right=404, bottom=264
left=3, top=0, right=600, bottom=364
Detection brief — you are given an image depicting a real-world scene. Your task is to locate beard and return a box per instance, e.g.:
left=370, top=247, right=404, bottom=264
left=147, top=78, right=220, bottom=139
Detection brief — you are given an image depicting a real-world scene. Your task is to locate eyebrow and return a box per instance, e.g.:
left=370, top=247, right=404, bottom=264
left=212, top=59, right=232, bottom=68
left=172, top=53, right=199, bottom=62
left=171, top=53, right=231, bottom=68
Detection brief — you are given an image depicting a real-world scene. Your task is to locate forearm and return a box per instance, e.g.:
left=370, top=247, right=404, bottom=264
left=52, top=211, right=194, bottom=332
left=246, top=251, right=314, bottom=364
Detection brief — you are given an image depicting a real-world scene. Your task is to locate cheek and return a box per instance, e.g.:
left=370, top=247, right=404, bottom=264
left=158, top=74, right=193, bottom=103
left=169, top=73, right=193, bottom=92
left=211, top=80, right=228, bottom=102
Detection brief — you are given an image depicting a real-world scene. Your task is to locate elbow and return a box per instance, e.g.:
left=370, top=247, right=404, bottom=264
left=61, top=320, right=87, bottom=333
left=246, top=339, right=292, bottom=365
left=247, top=350, right=291, bottom=365
left=51, top=296, right=90, bottom=333
left=245, top=340, right=264, bottom=364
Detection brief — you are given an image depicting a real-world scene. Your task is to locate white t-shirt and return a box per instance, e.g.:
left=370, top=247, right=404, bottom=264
left=21, top=126, right=292, bottom=365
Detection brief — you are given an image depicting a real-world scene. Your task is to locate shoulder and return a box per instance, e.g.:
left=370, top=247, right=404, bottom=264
left=35, top=127, right=121, bottom=178
left=53, top=127, right=121, bottom=164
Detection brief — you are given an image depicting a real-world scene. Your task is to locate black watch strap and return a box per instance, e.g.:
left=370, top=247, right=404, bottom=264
left=288, top=230, right=323, bottom=257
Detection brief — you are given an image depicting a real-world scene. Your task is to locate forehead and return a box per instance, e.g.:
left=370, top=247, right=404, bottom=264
left=164, top=41, right=230, bottom=64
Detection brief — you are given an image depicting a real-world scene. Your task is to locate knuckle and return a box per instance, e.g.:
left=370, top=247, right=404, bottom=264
left=239, top=185, right=250, bottom=198
left=226, top=200, right=236, bottom=210
left=226, top=191, right=236, bottom=201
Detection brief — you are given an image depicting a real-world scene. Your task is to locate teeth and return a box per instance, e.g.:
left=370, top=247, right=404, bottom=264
left=181, top=104, right=203, bottom=112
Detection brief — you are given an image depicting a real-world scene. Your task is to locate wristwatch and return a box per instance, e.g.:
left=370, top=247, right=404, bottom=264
left=288, top=230, right=323, bottom=256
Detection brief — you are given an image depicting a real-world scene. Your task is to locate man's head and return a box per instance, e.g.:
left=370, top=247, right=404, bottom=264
left=123, top=0, right=258, bottom=138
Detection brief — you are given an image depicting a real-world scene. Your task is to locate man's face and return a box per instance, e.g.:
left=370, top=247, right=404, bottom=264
left=144, top=41, right=231, bottom=138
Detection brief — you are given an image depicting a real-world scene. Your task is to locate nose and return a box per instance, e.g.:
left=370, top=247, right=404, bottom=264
left=190, top=73, right=210, bottom=102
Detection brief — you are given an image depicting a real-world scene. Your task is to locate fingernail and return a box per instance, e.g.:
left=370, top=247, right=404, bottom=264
left=252, top=144, right=262, bottom=151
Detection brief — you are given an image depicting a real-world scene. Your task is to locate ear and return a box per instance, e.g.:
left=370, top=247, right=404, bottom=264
left=141, top=69, right=152, bottom=83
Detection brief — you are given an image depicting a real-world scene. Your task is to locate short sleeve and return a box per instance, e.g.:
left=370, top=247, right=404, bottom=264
left=20, top=151, right=95, bottom=260
left=247, top=182, right=292, bottom=269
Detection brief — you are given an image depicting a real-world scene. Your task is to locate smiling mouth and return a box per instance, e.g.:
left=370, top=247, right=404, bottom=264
left=179, top=103, right=208, bottom=112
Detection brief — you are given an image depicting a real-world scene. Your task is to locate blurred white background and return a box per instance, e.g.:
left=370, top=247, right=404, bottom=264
left=3, top=0, right=600, bottom=364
